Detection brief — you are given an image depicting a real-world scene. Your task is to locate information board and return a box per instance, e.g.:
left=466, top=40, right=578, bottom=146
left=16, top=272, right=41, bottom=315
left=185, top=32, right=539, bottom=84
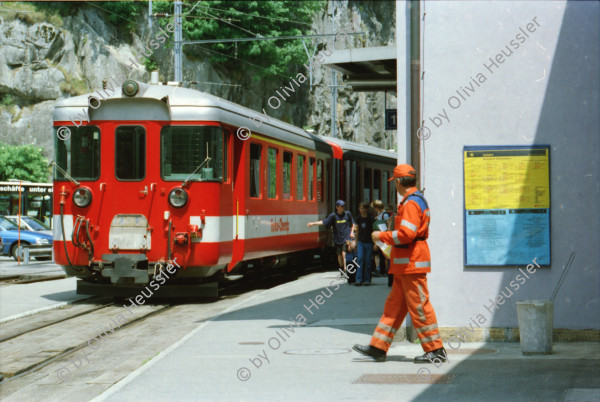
left=463, top=146, right=550, bottom=266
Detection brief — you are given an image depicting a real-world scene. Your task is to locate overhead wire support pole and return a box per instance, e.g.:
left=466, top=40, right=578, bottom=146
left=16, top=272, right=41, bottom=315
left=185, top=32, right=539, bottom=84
left=330, top=1, right=337, bottom=139
left=174, top=1, right=183, bottom=82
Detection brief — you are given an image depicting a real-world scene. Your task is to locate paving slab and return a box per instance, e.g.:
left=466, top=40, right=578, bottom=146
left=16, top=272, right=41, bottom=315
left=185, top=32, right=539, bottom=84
left=91, top=272, right=600, bottom=402
left=0, top=278, right=89, bottom=322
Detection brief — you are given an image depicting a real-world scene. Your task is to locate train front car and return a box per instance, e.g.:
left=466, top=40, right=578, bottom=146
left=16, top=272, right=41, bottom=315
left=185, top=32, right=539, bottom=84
left=52, top=80, right=238, bottom=297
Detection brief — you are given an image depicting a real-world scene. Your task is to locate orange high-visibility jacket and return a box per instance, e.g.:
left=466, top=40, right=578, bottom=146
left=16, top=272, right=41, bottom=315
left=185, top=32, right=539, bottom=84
left=379, top=188, right=431, bottom=274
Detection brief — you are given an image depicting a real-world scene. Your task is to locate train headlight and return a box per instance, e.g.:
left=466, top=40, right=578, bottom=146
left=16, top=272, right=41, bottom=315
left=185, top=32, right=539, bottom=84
left=168, top=188, right=188, bottom=208
left=122, top=80, right=139, bottom=97
left=73, top=188, right=92, bottom=208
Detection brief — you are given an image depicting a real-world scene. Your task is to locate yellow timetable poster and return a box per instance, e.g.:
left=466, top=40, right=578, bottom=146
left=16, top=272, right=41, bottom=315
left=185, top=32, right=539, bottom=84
left=464, top=149, right=550, bottom=210
left=463, top=146, right=551, bottom=266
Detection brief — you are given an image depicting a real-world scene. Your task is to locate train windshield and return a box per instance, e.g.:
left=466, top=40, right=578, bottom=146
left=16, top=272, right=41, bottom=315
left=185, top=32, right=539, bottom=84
left=54, top=126, right=101, bottom=181
left=161, top=126, right=223, bottom=182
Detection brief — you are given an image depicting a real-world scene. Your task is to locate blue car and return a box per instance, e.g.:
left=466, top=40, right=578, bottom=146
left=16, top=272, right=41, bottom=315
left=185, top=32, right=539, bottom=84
left=0, top=216, right=53, bottom=261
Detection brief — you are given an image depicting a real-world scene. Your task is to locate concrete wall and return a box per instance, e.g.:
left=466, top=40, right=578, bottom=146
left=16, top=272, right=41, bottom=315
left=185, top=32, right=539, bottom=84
left=420, top=1, right=599, bottom=330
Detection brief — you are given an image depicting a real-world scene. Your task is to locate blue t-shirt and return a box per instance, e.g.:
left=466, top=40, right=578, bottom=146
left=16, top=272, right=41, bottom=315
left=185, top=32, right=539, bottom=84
left=322, top=211, right=354, bottom=245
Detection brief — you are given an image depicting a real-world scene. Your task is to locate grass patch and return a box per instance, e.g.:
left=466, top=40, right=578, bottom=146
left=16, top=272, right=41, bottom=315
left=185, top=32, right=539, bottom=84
left=0, top=2, right=63, bottom=27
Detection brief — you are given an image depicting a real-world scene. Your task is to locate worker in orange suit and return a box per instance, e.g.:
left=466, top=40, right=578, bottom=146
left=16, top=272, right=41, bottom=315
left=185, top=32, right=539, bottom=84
left=353, top=164, right=446, bottom=363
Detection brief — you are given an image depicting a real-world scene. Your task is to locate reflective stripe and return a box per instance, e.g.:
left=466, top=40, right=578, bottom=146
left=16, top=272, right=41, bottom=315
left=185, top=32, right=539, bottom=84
left=416, top=323, right=438, bottom=334
left=416, top=304, right=427, bottom=322
left=393, top=258, right=410, bottom=265
left=391, top=231, right=401, bottom=245
left=401, top=219, right=417, bottom=232
left=419, top=333, right=441, bottom=344
left=373, top=331, right=394, bottom=343
left=377, top=322, right=397, bottom=335
left=418, top=285, right=428, bottom=303
left=425, top=211, right=430, bottom=217
left=415, top=261, right=431, bottom=268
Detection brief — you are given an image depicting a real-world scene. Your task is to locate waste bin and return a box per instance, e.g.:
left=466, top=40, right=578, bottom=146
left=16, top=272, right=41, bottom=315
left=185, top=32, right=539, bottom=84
left=516, top=300, right=553, bottom=355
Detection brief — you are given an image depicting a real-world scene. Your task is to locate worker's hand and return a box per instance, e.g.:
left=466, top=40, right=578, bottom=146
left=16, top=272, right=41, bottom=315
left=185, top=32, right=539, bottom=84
left=371, top=231, right=381, bottom=242
left=307, top=222, right=313, bottom=227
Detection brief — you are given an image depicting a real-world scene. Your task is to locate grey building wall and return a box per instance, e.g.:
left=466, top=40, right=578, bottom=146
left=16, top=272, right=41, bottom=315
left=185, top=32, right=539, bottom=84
left=420, top=1, right=599, bottom=330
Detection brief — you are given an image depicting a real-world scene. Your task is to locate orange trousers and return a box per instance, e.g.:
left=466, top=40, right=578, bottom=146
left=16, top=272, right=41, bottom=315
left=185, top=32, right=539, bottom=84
left=370, top=273, right=443, bottom=353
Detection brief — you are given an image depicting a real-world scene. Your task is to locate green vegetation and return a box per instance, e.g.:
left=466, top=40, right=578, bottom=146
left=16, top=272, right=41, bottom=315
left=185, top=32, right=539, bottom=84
left=152, top=0, right=324, bottom=79
left=144, top=57, right=159, bottom=72
left=19, top=1, right=324, bottom=80
left=0, top=2, right=63, bottom=26
left=1, top=94, right=14, bottom=107
left=32, top=2, right=144, bottom=34
left=0, top=143, right=49, bottom=182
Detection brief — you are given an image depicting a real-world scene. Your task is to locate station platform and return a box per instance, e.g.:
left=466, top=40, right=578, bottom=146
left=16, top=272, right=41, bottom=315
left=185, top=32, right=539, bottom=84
left=92, top=271, right=600, bottom=402
left=0, top=257, right=89, bottom=322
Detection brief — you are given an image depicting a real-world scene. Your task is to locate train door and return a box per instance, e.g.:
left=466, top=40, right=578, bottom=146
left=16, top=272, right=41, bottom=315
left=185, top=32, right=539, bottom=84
left=107, top=122, right=157, bottom=253
left=230, top=131, right=246, bottom=265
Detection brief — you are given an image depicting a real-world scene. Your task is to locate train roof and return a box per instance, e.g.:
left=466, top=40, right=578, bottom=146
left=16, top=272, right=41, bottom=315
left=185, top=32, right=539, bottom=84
left=321, top=136, right=397, bottom=163
left=53, top=82, right=331, bottom=152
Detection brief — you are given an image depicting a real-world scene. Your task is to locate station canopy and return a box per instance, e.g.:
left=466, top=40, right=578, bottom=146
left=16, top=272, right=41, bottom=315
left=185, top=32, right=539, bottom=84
left=322, top=45, right=397, bottom=92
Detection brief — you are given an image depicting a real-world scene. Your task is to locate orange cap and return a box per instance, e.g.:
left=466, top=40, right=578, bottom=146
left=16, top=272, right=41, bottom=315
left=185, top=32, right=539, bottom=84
left=388, top=164, right=417, bottom=181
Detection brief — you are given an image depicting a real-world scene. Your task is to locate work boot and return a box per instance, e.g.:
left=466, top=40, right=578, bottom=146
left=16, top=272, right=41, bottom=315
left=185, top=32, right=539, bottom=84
left=413, top=347, right=447, bottom=364
left=352, top=344, right=386, bottom=362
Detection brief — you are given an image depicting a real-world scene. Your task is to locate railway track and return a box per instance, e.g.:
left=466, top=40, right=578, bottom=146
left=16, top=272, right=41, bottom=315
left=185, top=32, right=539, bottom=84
left=0, top=274, right=67, bottom=285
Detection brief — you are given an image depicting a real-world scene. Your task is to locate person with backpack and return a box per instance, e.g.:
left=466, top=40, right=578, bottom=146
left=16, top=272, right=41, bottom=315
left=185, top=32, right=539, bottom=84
left=353, top=164, right=447, bottom=364
left=307, top=200, right=356, bottom=276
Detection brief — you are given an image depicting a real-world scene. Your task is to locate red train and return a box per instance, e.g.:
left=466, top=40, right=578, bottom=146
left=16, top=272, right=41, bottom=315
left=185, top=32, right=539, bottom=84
left=52, top=80, right=397, bottom=296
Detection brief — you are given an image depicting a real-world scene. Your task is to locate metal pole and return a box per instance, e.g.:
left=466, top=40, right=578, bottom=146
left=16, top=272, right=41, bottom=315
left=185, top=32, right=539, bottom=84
left=174, top=1, right=182, bottom=82
left=330, top=2, right=337, bottom=138
left=396, top=0, right=411, bottom=164
left=17, top=180, right=21, bottom=265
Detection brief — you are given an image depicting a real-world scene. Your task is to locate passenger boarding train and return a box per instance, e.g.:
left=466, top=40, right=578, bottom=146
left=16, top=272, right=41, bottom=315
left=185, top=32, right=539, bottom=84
left=52, top=80, right=397, bottom=296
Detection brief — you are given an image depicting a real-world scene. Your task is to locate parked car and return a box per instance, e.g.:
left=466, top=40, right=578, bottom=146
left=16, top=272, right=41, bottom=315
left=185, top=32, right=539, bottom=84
left=0, top=216, right=53, bottom=261
left=6, top=215, right=53, bottom=236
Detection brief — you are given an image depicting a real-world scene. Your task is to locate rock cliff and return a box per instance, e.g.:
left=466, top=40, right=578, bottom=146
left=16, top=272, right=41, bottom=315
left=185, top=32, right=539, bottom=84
left=0, top=1, right=396, bottom=160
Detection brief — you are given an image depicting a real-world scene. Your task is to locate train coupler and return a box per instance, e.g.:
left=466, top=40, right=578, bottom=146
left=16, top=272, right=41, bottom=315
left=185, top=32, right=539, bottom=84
left=100, top=254, right=149, bottom=284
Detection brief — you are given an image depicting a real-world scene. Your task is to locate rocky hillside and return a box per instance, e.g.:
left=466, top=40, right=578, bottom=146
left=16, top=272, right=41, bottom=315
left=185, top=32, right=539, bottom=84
left=0, top=1, right=396, bottom=160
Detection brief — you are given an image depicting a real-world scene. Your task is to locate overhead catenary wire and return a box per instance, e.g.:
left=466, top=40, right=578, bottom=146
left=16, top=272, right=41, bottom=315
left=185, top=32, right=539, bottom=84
left=80, top=2, right=323, bottom=95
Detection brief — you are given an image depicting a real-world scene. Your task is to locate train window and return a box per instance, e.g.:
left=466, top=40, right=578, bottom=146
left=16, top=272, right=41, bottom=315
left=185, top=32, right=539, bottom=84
left=297, top=155, right=305, bottom=200
left=309, top=158, right=315, bottom=201
left=223, top=131, right=229, bottom=182
left=316, top=159, right=323, bottom=201
left=283, top=152, right=292, bottom=200
left=364, top=168, right=371, bottom=202
left=268, top=148, right=277, bottom=199
left=160, top=126, right=223, bottom=181
left=326, top=160, right=330, bottom=203
left=54, top=126, right=100, bottom=181
left=249, top=143, right=262, bottom=198
left=374, top=169, right=381, bottom=201
left=382, top=171, right=389, bottom=204
left=115, top=126, right=146, bottom=181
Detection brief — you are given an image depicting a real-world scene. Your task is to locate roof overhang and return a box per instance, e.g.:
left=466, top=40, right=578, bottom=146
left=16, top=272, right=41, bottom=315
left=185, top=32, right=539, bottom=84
left=322, top=45, right=397, bottom=92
